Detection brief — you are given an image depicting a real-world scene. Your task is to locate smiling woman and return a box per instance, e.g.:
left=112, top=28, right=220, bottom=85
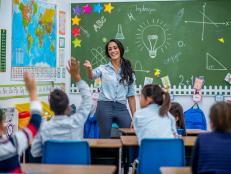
left=83, top=39, right=136, bottom=138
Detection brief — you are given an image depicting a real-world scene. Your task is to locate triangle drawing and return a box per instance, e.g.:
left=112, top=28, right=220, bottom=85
left=206, top=52, right=227, bottom=71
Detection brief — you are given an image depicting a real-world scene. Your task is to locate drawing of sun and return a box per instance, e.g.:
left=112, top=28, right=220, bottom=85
left=135, top=19, right=172, bottom=59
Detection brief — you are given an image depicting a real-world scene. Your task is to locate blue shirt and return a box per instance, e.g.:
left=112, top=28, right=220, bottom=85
left=192, top=132, right=231, bottom=174
left=93, top=62, right=136, bottom=105
left=133, top=103, right=175, bottom=144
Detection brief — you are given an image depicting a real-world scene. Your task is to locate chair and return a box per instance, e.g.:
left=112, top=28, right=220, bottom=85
left=137, top=138, right=185, bottom=174
left=42, top=140, right=91, bottom=165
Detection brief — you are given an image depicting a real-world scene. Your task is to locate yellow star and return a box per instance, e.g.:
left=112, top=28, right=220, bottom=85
left=104, top=3, right=114, bottom=14
left=154, top=69, right=161, bottom=77
left=72, top=15, right=81, bottom=25
left=72, top=38, right=81, bottom=47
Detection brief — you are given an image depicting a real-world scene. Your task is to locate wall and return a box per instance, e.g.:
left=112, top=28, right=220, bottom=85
left=0, top=0, right=71, bottom=107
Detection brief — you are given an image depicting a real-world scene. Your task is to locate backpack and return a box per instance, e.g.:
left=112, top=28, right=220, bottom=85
left=84, top=113, right=99, bottom=138
left=184, top=105, right=207, bottom=130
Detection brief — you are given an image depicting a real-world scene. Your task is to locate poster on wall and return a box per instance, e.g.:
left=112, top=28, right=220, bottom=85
left=0, top=29, right=6, bottom=72
left=11, top=0, right=57, bottom=81
left=59, top=11, right=66, bottom=35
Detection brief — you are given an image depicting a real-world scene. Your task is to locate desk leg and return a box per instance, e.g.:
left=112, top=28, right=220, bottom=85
left=119, top=147, right=122, bottom=174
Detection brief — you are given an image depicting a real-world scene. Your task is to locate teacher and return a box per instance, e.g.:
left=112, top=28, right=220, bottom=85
left=84, top=39, right=136, bottom=138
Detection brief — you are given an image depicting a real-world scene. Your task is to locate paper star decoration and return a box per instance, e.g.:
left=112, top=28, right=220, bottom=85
left=104, top=3, right=114, bottom=14
left=154, top=69, right=161, bottom=77
left=218, top=37, right=224, bottom=43
left=72, top=28, right=80, bottom=37
left=73, top=6, right=82, bottom=15
left=72, top=38, right=81, bottom=47
left=83, top=4, right=92, bottom=14
left=72, top=15, right=81, bottom=25
left=93, top=3, right=103, bottom=14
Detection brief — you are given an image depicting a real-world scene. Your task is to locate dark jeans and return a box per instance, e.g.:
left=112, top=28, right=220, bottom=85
left=96, top=101, right=132, bottom=138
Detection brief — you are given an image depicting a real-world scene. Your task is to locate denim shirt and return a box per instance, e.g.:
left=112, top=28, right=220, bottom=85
left=133, top=103, right=174, bottom=144
left=30, top=80, right=92, bottom=157
left=93, top=62, right=136, bottom=105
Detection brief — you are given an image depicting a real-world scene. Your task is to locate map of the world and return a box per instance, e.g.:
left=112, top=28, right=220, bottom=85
left=12, top=0, right=56, bottom=80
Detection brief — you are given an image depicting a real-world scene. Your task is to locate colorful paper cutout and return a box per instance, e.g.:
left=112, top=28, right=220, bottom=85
left=144, top=77, right=153, bottom=86
left=83, top=4, right=92, bottom=14
left=94, top=78, right=102, bottom=88
left=72, top=15, right=81, bottom=25
left=72, top=28, right=80, bottom=37
left=94, top=3, right=103, bottom=14
left=72, top=38, right=81, bottom=47
left=224, top=73, right=231, bottom=84
left=193, top=77, right=204, bottom=90
left=161, top=75, right=171, bottom=89
left=73, top=6, right=82, bottom=15
left=104, top=3, right=114, bottom=14
left=218, top=37, right=224, bottom=43
left=154, top=68, right=161, bottom=77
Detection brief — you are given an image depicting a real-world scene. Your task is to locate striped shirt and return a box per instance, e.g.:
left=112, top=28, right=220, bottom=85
left=0, top=101, right=42, bottom=173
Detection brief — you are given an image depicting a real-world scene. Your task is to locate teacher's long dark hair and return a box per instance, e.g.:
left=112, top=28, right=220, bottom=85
left=105, top=39, right=134, bottom=85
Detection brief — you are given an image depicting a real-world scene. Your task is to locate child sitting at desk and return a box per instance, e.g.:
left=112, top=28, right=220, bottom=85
left=133, top=84, right=175, bottom=144
left=31, top=58, right=92, bottom=158
left=191, top=101, right=231, bottom=173
left=0, top=72, right=42, bottom=173
left=169, top=102, right=186, bottom=136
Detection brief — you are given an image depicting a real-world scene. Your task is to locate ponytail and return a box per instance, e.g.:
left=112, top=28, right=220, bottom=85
left=159, top=91, right=170, bottom=117
left=142, top=84, right=171, bottom=117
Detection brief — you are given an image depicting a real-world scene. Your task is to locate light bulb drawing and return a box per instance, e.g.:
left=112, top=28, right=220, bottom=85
left=136, top=19, right=172, bottom=59
left=147, top=34, right=158, bottom=58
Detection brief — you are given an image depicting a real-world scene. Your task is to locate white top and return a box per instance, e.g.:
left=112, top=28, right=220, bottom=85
left=31, top=80, right=92, bottom=157
left=133, top=103, right=175, bottom=144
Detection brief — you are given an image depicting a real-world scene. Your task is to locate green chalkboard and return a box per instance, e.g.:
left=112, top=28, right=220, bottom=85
left=71, top=0, right=231, bottom=87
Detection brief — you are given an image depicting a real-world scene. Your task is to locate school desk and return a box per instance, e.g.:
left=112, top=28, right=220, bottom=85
left=85, top=139, right=122, bottom=174
left=21, top=163, right=116, bottom=174
left=186, top=129, right=209, bottom=136
left=160, top=167, right=191, bottom=174
left=120, top=136, right=197, bottom=147
left=119, top=128, right=210, bottom=136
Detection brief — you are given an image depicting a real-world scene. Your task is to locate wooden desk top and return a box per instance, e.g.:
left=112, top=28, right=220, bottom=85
left=186, top=129, right=209, bottom=135
left=120, top=136, right=197, bottom=147
left=119, top=128, right=209, bottom=136
left=22, top=164, right=116, bottom=174
left=160, top=167, right=191, bottom=174
left=85, top=138, right=122, bottom=148
left=119, top=128, right=136, bottom=135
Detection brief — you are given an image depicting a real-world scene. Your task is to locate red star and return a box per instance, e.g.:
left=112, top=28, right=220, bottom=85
left=72, top=28, right=80, bottom=37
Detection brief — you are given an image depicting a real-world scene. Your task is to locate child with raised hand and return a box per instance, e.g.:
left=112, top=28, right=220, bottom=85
left=30, top=58, right=92, bottom=158
left=0, top=72, right=42, bottom=173
left=133, top=84, right=175, bottom=144
left=191, top=102, right=231, bottom=174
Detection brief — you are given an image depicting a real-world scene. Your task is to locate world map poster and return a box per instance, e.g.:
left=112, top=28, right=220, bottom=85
left=12, top=0, right=57, bottom=81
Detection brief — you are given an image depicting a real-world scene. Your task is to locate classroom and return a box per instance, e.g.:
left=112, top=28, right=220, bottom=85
left=0, top=0, right=231, bottom=173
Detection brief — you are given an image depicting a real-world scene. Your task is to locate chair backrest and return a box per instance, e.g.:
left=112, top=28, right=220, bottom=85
left=137, top=138, right=185, bottom=174
left=42, top=140, right=91, bottom=165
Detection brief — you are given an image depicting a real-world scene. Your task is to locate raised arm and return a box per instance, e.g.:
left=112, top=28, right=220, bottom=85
left=83, top=60, right=93, bottom=79
left=67, top=58, right=92, bottom=126
left=15, top=72, right=42, bottom=155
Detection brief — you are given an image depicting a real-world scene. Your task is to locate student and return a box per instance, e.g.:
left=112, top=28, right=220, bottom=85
left=133, top=84, right=175, bottom=144
left=191, top=102, right=231, bottom=174
left=83, top=39, right=136, bottom=138
left=169, top=102, right=186, bottom=136
left=31, top=58, right=92, bottom=158
left=0, top=72, right=42, bottom=173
